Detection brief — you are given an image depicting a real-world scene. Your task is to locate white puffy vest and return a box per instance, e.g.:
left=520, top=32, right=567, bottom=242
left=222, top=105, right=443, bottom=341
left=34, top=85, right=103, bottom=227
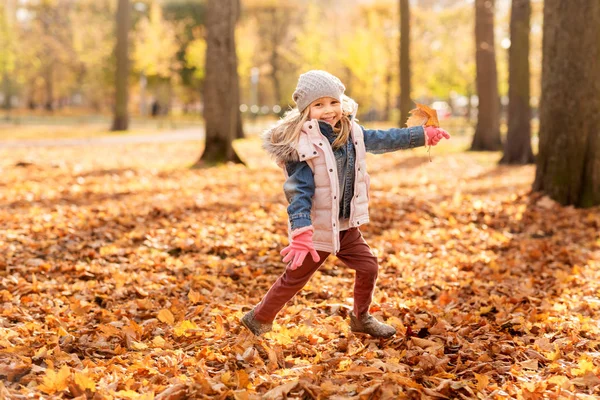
left=286, top=119, right=371, bottom=254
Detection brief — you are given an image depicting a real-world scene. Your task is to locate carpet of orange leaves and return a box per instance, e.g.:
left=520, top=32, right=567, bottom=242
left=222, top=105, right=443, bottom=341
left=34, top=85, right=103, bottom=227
left=0, top=137, right=599, bottom=399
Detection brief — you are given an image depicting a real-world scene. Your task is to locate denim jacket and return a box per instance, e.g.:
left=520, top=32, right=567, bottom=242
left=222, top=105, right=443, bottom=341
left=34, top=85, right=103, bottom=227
left=284, top=121, right=425, bottom=229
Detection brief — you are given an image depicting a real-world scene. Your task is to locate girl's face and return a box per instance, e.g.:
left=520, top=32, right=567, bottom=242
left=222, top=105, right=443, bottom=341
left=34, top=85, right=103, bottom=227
left=308, top=97, right=342, bottom=127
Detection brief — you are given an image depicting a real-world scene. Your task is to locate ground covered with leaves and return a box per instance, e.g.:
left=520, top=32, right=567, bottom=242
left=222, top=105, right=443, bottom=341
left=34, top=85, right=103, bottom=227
left=1, top=136, right=599, bottom=399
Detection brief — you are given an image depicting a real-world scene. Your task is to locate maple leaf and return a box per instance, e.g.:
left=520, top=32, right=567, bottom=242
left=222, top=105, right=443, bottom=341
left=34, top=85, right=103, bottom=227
left=73, top=371, right=96, bottom=393
left=405, top=102, right=441, bottom=162
left=406, top=102, right=440, bottom=128
left=38, top=366, right=71, bottom=395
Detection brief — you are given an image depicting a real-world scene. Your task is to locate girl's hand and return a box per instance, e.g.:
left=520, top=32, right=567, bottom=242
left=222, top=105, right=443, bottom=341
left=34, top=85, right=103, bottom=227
left=424, top=126, right=451, bottom=146
left=281, top=227, right=320, bottom=270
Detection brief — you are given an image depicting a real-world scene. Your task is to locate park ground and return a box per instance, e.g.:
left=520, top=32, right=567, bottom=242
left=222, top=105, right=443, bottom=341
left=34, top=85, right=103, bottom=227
left=0, top=123, right=599, bottom=399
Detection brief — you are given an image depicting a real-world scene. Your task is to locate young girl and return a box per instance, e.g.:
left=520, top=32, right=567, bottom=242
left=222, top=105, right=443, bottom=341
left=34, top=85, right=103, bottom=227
left=242, top=70, right=450, bottom=338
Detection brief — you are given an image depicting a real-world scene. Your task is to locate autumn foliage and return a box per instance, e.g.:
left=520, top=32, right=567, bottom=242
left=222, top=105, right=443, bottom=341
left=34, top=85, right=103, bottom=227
left=1, top=138, right=599, bottom=398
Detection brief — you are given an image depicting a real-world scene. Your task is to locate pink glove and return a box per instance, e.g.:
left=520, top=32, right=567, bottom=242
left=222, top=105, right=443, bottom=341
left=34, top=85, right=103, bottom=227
left=281, top=227, right=320, bottom=271
left=424, top=126, right=451, bottom=146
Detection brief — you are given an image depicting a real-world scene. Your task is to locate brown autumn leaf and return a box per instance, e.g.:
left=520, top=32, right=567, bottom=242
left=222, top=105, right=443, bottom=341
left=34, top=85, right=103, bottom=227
left=406, top=102, right=440, bottom=128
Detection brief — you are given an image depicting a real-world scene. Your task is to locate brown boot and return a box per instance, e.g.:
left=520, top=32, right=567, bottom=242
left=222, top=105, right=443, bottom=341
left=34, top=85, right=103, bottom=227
left=350, top=312, right=396, bottom=338
left=241, top=309, right=273, bottom=336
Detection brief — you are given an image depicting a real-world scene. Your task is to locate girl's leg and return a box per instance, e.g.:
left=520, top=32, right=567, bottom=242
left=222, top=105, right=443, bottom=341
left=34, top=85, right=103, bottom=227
left=335, top=228, right=379, bottom=317
left=253, top=250, right=330, bottom=322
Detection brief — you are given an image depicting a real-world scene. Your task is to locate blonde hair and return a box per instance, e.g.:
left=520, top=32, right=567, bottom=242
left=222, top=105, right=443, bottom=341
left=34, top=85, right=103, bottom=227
left=267, top=96, right=356, bottom=152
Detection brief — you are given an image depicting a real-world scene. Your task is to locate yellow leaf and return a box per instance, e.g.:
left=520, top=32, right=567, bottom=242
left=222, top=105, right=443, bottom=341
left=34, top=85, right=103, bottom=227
left=173, top=320, right=199, bottom=337
left=221, top=371, right=233, bottom=386
left=130, top=340, right=148, bottom=350
left=336, top=358, right=352, bottom=372
left=39, top=365, right=70, bottom=394
left=572, top=358, right=595, bottom=376
left=270, top=332, right=293, bottom=346
left=152, top=336, right=166, bottom=347
left=73, top=371, right=96, bottom=392
left=34, top=346, right=47, bottom=358
left=57, top=326, right=69, bottom=337
left=543, top=344, right=561, bottom=362
left=478, top=306, right=494, bottom=315
left=157, top=309, right=175, bottom=325
left=547, top=375, right=569, bottom=386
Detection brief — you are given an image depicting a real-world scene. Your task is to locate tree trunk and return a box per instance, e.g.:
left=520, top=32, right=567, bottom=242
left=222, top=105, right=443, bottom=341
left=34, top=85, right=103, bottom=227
left=2, top=0, right=15, bottom=116
left=2, top=72, right=10, bottom=112
left=500, top=0, right=534, bottom=164
left=383, top=70, right=392, bottom=121
left=44, top=66, right=54, bottom=111
left=533, top=1, right=600, bottom=207
left=471, top=0, right=502, bottom=151
left=111, top=0, right=130, bottom=131
left=194, top=0, right=244, bottom=167
left=399, top=0, right=411, bottom=127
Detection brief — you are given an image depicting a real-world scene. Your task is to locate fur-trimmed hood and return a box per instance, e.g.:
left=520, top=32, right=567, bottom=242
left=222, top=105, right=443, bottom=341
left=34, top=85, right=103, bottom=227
left=262, top=95, right=358, bottom=165
left=261, top=108, right=303, bottom=164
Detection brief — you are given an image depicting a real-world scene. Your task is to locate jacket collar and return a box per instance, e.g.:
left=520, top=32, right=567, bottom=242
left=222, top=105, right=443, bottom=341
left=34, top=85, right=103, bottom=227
left=317, top=121, right=336, bottom=144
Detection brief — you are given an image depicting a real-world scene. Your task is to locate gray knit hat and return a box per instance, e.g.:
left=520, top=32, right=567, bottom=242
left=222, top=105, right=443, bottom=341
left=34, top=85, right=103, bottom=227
left=292, top=70, right=346, bottom=112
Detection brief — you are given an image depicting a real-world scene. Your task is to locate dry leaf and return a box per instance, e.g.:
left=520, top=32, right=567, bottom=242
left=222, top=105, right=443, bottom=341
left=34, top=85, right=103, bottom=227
left=38, top=366, right=71, bottom=395
left=158, top=309, right=175, bottom=325
left=73, top=371, right=96, bottom=393
left=406, top=102, right=440, bottom=128
left=188, top=289, right=201, bottom=304
left=173, top=320, right=199, bottom=337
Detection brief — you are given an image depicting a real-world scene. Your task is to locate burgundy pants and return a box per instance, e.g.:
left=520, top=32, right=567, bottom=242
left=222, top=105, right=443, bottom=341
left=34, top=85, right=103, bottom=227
left=253, top=228, right=379, bottom=322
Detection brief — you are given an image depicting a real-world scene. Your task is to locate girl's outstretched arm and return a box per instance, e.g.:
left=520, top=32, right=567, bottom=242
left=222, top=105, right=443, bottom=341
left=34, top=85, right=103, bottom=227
left=361, top=125, right=426, bottom=154
left=283, top=161, right=315, bottom=229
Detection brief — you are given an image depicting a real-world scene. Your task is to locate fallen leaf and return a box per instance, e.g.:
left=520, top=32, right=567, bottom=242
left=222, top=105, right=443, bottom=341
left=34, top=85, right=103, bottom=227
left=158, top=309, right=175, bottom=325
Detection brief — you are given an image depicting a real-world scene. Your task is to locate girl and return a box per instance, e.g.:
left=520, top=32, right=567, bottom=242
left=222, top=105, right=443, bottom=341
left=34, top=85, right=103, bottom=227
left=242, top=70, right=450, bottom=338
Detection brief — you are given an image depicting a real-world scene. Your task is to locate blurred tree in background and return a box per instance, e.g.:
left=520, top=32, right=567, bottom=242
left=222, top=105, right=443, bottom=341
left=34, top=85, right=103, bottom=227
left=194, top=0, right=243, bottom=166
left=399, top=0, right=410, bottom=127
left=112, top=0, right=130, bottom=131
left=471, top=0, right=501, bottom=151
left=500, top=0, right=534, bottom=165
left=0, top=0, right=16, bottom=114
